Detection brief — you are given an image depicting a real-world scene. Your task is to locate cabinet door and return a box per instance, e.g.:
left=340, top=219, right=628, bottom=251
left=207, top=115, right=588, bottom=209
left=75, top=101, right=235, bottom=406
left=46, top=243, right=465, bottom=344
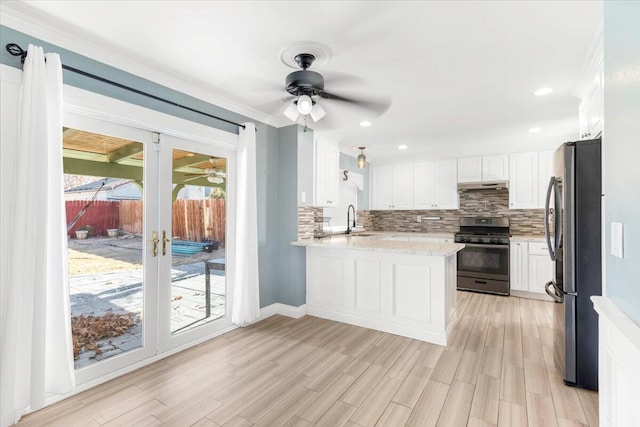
left=578, top=100, right=590, bottom=140
left=326, top=140, right=340, bottom=205
left=457, top=157, right=482, bottom=182
left=528, top=253, right=553, bottom=295
left=537, top=150, right=554, bottom=208
left=413, top=162, right=435, bottom=209
left=371, top=165, right=393, bottom=210
left=482, top=155, right=509, bottom=181
left=392, top=164, right=414, bottom=209
left=509, top=152, right=538, bottom=209
left=510, top=242, right=528, bottom=291
left=314, top=139, right=338, bottom=207
left=433, top=159, right=459, bottom=209
left=586, top=66, right=603, bottom=138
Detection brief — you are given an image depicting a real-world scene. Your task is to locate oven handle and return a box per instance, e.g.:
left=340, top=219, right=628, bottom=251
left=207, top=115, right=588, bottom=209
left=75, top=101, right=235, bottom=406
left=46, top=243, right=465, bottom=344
left=460, top=243, right=509, bottom=249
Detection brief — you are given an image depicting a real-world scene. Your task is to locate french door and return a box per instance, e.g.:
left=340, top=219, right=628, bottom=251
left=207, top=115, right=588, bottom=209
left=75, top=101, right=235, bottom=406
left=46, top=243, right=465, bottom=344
left=63, top=114, right=234, bottom=385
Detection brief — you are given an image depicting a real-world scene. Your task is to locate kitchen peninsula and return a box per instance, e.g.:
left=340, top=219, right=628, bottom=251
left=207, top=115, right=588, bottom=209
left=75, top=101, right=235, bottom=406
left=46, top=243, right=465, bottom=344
left=293, top=233, right=464, bottom=346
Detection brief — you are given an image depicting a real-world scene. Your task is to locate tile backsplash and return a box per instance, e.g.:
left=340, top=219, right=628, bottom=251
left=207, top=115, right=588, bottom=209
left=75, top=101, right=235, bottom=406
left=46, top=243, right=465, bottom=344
left=370, top=190, right=545, bottom=235
left=297, top=189, right=545, bottom=238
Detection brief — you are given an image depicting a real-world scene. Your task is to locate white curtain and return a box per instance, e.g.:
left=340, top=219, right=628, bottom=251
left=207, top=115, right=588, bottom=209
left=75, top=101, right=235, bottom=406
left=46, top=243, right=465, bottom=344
left=231, top=122, right=260, bottom=326
left=0, top=45, right=75, bottom=427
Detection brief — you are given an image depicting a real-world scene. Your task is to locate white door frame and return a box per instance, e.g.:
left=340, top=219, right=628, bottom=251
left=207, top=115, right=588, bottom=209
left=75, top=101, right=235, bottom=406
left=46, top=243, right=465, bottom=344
left=157, top=133, right=236, bottom=352
left=62, top=85, right=239, bottom=390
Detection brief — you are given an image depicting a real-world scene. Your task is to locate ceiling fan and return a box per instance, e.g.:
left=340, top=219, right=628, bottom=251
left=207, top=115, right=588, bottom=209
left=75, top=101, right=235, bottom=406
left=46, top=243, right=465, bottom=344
left=280, top=53, right=389, bottom=125
left=183, top=158, right=226, bottom=184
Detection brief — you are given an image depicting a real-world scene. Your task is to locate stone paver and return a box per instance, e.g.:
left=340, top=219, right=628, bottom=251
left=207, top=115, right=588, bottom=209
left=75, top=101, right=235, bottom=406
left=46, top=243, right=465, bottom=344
left=69, top=236, right=227, bottom=369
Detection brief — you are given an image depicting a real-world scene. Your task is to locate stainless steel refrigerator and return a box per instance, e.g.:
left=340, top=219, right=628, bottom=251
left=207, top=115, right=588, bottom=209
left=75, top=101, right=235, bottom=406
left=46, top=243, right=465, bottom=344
left=544, top=138, right=602, bottom=391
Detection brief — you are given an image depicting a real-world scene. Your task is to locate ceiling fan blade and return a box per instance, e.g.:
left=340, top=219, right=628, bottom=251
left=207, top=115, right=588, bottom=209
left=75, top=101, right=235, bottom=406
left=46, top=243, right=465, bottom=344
left=321, top=70, right=366, bottom=87
left=317, top=91, right=390, bottom=115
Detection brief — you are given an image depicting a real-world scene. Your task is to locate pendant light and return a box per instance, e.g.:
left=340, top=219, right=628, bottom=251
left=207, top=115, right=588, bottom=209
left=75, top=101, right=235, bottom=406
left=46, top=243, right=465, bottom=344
left=357, top=147, right=367, bottom=169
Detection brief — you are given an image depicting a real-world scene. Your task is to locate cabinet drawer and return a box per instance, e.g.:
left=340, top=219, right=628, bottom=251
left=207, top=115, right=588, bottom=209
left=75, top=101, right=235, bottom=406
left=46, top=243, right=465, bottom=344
left=528, top=242, right=548, bottom=255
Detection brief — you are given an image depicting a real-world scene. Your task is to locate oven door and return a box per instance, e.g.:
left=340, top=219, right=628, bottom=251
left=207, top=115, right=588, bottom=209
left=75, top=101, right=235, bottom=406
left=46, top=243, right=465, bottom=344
left=457, top=243, right=510, bottom=281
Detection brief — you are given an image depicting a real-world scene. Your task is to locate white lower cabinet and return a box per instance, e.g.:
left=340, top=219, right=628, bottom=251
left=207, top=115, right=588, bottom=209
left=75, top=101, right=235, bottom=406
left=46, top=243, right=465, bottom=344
left=510, top=240, right=553, bottom=300
left=306, top=246, right=458, bottom=345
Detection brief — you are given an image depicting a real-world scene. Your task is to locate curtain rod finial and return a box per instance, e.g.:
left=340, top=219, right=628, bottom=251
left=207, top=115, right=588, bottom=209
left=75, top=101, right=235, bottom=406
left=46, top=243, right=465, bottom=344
left=5, top=43, right=27, bottom=64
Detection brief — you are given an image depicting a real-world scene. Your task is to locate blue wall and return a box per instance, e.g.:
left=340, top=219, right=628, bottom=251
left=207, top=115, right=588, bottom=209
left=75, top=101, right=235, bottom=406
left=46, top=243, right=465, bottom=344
left=603, top=2, right=640, bottom=326
left=340, top=152, right=369, bottom=210
left=276, top=126, right=307, bottom=307
left=1, top=24, right=282, bottom=308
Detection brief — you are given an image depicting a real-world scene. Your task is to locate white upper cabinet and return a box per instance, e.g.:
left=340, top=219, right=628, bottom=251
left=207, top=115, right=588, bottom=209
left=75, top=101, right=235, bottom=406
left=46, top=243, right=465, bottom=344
left=482, top=155, right=509, bottom=181
left=371, top=165, right=394, bottom=210
left=457, top=157, right=483, bottom=182
left=458, top=155, right=508, bottom=182
left=392, top=164, right=414, bottom=209
left=509, top=152, right=538, bottom=209
left=414, top=160, right=458, bottom=210
left=537, top=150, right=554, bottom=208
left=433, top=160, right=459, bottom=209
left=314, top=138, right=340, bottom=207
left=578, top=58, right=603, bottom=140
left=413, top=162, right=435, bottom=209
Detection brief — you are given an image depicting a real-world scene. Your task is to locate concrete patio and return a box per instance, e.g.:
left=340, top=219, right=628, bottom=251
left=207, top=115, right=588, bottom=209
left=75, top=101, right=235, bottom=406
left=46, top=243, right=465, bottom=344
left=68, top=235, right=226, bottom=369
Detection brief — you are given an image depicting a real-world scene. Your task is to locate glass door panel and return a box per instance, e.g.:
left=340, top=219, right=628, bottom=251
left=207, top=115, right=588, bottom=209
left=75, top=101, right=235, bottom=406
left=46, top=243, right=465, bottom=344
left=62, top=115, right=158, bottom=384
left=158, top=136, right=234, bottom=351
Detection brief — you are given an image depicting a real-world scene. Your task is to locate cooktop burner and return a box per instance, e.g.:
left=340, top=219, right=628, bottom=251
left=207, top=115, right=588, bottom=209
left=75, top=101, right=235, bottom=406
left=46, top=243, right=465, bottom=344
left=455, top=217, right=510, bottom=245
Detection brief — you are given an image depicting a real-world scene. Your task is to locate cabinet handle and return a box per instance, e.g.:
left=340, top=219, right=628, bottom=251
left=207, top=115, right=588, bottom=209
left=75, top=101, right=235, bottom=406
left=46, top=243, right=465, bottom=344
left=327, top=200, right=333, bottom=204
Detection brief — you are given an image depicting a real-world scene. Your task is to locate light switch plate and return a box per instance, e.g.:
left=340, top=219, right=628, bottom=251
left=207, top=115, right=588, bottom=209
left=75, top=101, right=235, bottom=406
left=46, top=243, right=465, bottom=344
left=611, top=222, right=624, bottom=259
left=301, top=191, right=306, bottom=203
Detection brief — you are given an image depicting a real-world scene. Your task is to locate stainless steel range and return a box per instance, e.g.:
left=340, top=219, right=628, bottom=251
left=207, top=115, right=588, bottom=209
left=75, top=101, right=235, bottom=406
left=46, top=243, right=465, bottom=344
left=455, top=217, right=510, bottom=296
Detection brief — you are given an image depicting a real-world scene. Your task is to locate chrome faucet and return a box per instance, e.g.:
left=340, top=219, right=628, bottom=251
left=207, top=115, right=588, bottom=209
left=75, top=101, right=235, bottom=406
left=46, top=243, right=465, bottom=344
left=346, top=204, right=356, bottom=234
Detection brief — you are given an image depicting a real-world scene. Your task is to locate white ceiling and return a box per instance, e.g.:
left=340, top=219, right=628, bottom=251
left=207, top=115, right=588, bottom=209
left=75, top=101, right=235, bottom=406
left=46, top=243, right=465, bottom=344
left=11, top=1, right=602, bottom=162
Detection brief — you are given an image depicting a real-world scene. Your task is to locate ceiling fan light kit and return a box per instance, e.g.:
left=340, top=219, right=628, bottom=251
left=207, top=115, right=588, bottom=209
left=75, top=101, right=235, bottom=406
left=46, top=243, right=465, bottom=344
left=278, top=47, right=389, bottom=127
left=296, top=94, right=313, bottom=115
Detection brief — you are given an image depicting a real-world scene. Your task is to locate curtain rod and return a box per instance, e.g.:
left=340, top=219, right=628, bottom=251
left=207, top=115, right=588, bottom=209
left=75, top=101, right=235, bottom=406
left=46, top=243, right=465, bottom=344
left=5, top=43, right=248, bottom=131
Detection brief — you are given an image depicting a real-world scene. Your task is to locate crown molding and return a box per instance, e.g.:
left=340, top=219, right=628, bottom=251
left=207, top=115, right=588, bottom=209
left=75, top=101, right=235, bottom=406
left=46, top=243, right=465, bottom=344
left=0, top=1, right=282, bottom=128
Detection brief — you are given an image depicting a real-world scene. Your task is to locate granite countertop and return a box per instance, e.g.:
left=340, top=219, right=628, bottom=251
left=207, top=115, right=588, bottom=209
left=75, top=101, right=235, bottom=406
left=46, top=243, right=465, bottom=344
left=510, top=235, right=547, bottom=242
left=292, top=232, right=464, bottom=256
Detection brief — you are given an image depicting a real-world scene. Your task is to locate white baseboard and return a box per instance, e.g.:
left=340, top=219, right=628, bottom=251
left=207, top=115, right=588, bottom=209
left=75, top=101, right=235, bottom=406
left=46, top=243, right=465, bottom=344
left=258, top=303, right=307, bottom=321
left=307, top=305, right=448, bottom=346
left=510, top=289, right=553, bottom=301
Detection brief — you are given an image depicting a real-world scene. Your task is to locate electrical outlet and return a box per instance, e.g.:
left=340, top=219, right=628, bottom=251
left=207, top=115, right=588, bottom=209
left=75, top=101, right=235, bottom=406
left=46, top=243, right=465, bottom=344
left=611, top=222, right=624, bottom=258
left=416, top=215, right=422, bottom=223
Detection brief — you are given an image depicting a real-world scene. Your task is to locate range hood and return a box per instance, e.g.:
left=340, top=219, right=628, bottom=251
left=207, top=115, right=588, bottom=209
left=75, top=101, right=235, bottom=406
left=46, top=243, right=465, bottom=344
left=457, top=181, right=509, bottom=192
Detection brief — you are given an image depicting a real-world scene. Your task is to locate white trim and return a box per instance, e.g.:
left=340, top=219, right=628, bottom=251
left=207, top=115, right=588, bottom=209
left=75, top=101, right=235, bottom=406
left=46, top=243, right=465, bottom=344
left=258, top=303, right=308, bottom=321
left=307, top=305, right=448, bottom=346
left=510, top=289, right=553, bottom=302
left=63, top=85, right=237, bottom=149
left=592, top=296, right=640, bottom=427
left=0, top=1, right=280, bottom=128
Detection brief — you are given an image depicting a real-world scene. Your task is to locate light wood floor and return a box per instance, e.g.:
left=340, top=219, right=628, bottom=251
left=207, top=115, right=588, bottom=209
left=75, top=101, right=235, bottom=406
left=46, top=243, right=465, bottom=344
left=18, top=292, right=599, bottom=427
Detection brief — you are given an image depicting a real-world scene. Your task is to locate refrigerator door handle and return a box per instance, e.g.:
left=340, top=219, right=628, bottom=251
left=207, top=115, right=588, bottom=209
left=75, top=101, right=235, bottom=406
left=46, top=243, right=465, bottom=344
left=545, top=281, right=564, bottom=303
left=545, top=177, right=557, bottom=260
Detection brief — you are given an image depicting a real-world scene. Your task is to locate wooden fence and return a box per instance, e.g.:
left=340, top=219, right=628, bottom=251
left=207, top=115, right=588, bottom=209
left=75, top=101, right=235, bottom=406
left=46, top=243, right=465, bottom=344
left=118, top=199, right=226, bottom=245
left=66, top=200, right=119, bottom=236
left=66, top=199, right=226, bottom=245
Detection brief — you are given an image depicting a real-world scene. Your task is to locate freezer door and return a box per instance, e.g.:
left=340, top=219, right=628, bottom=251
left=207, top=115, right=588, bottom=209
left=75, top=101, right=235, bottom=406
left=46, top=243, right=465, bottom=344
left=553, top=292, right=577, bottom=386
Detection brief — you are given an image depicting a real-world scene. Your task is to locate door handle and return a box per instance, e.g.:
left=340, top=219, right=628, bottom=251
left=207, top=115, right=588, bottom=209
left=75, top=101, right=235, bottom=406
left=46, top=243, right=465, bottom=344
left=162, top=230, right=170, bottom=255
left=152, top=231, right=159, bottom=257
left=545, top=177, right=556, bottom=260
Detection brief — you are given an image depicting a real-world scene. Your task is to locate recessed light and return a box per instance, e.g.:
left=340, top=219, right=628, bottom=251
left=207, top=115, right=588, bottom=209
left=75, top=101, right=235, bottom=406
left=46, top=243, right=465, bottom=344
left=529, top=127, right=542, bottom=133
left=398, top=144, right=408, bottom=150
left=360, top=121, right=371, bottom=127
left=534, top=87, right=553, bottom=96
